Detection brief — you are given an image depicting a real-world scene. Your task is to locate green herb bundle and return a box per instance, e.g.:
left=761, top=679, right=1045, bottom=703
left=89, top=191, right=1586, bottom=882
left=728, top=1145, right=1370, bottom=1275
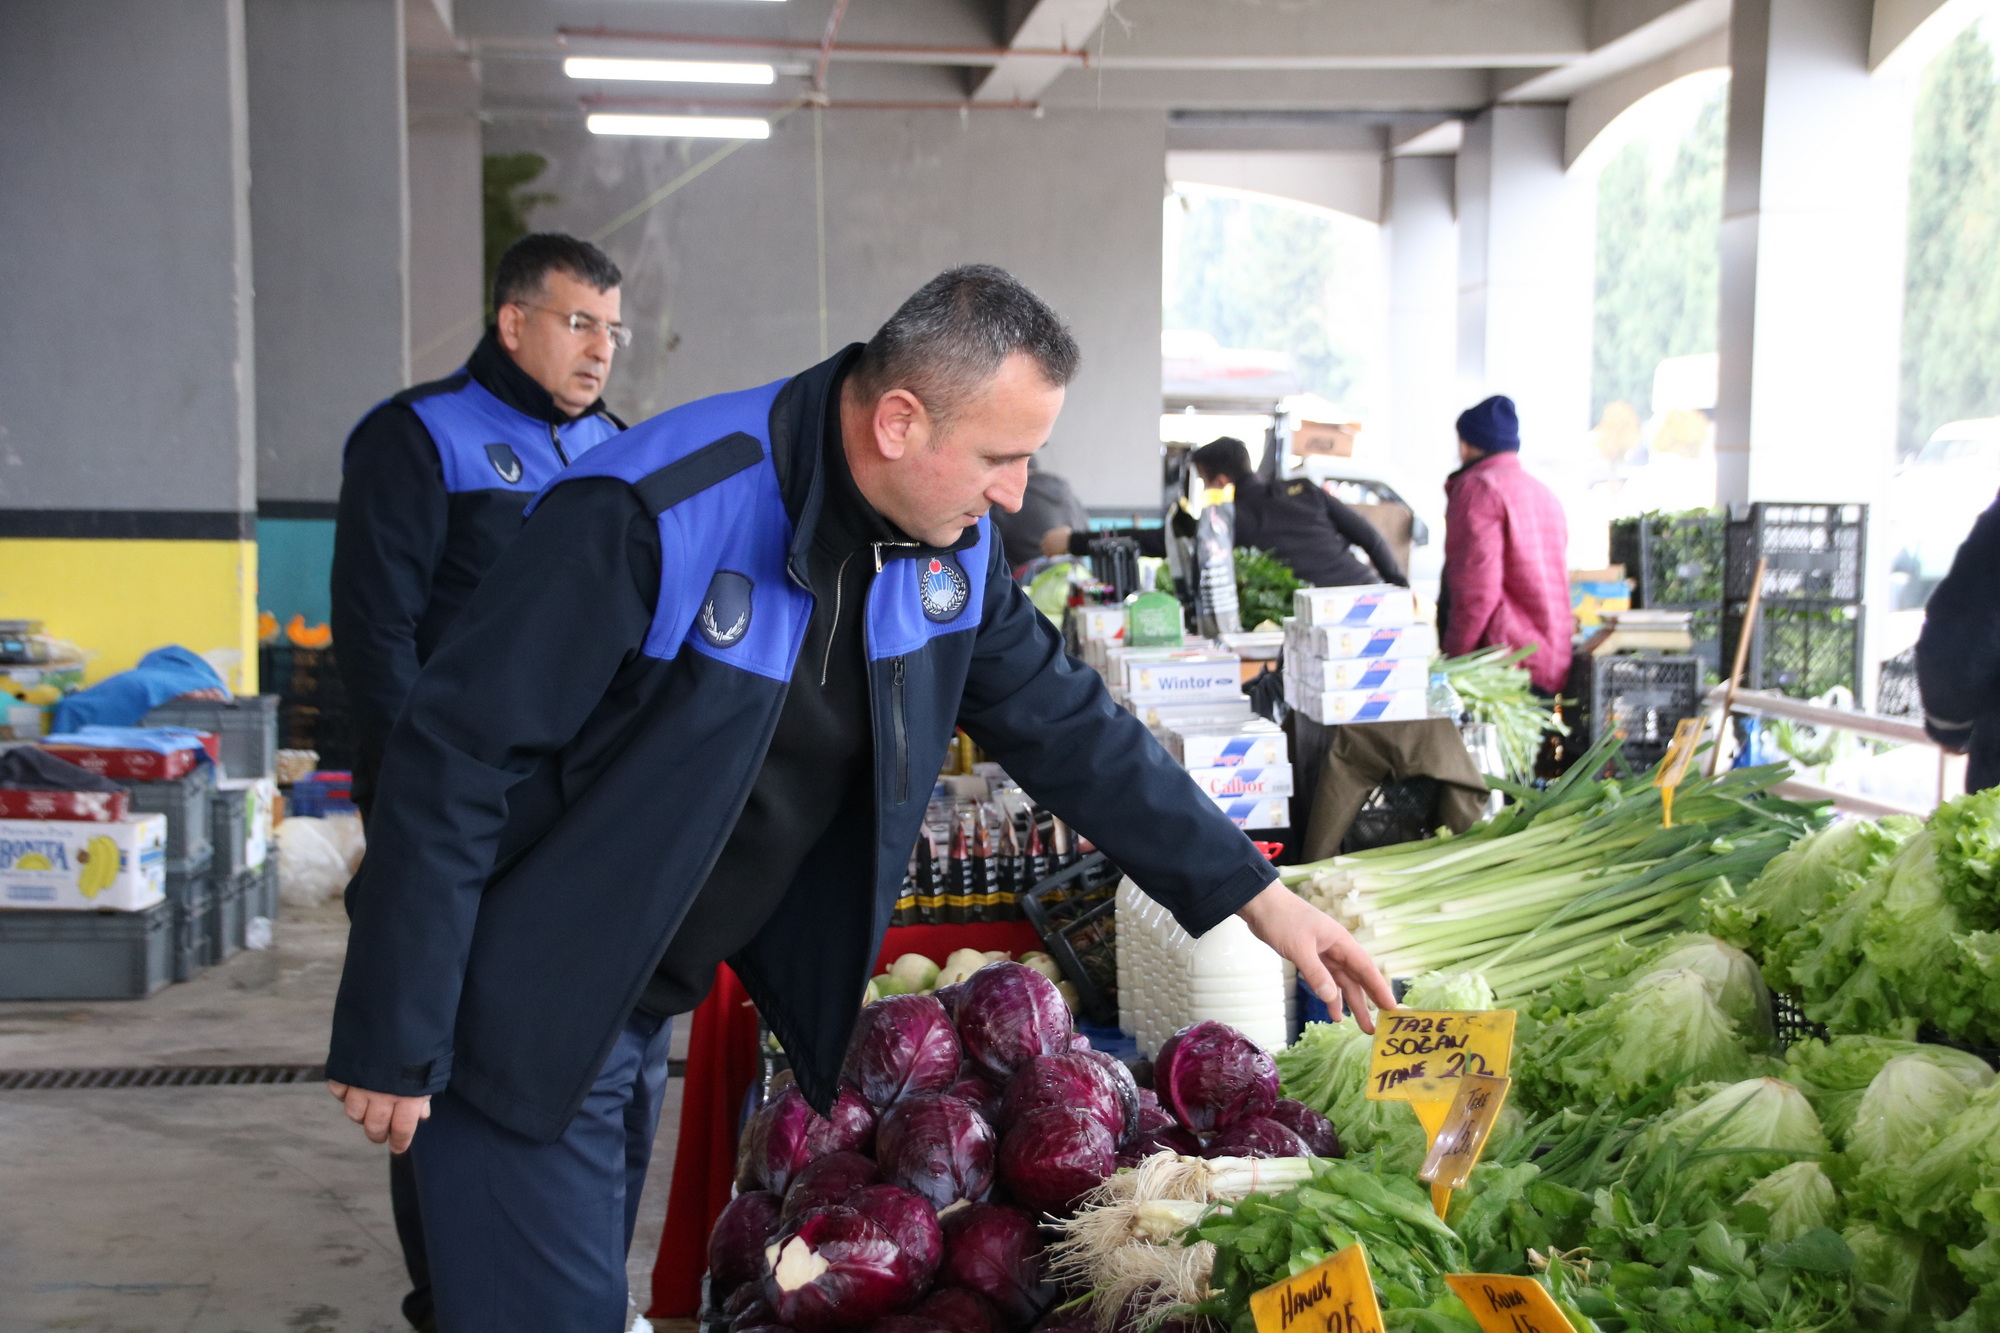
left=1433, top=646, right=1566, bottom=782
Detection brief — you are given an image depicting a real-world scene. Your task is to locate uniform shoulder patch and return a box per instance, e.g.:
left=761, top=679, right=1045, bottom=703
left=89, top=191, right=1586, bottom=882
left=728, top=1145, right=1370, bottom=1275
left=918, top=555, right=971, bottom=623
left=485, top=442, right=525, bottom=485
left=1286, top=480, right=1309, bottom=497
left=698, top=570, right=754, bottom=648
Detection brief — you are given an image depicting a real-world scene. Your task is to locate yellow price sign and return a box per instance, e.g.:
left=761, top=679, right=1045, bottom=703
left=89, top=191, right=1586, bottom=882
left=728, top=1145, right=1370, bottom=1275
left=1365, top=1009, right=1516, bottom=1105
left=1442, top=1274, right=1579, bottom=1333
left=1418, top=1073, right=1512, bottom=1191
left=1250, top=1242, right=1384, bottom=1333
left=1653, top=716, right=1705, bottom=827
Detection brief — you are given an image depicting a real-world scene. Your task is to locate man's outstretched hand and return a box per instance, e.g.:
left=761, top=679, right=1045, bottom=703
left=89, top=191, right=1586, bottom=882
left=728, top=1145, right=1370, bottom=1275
left=328, top=1080, right=431, bottom=1153
left=1237, top=881, right=1395, bottom=1033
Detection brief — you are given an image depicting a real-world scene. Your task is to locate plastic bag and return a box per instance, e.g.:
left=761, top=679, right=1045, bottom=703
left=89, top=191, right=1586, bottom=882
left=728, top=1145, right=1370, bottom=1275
left=277, top=815, right=360, bottom=907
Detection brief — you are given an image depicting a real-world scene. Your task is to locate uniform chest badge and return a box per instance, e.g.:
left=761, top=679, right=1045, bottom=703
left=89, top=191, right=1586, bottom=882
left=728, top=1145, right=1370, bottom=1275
left=698, top=570, right=754, bottom=648
left=918, top=556, right=970, bottom=623
left=484, top=442, right=524, bottom=484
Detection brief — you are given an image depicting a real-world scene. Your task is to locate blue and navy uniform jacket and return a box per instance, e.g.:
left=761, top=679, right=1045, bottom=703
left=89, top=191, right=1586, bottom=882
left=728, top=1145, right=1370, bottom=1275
left=327, top=347, right=1280, bottom=1144
left=330, top=329, right=624, bottom=803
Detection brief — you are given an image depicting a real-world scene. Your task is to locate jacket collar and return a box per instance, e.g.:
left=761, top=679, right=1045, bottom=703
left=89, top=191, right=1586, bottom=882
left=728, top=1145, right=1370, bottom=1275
left=466, top=326, right=610, bottom=427
left=768, top=344, right=978, bottom=588
left=1445, top=449, right=1520, bottom=494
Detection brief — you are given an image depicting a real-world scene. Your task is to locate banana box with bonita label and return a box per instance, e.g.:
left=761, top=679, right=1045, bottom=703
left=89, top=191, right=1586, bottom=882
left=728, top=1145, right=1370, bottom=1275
left=0, top=815, right=167, bottom=910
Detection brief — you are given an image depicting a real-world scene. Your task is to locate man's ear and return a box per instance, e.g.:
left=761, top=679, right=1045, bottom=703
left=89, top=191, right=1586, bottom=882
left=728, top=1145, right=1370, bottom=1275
left=497, top=303, right=526, bottom=354
left=873, top=389, right=931, bottom=461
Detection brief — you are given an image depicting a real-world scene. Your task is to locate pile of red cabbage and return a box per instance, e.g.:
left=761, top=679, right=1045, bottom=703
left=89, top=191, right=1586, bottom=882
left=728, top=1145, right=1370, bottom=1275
left=712, top=969, right=1337, bottom=1333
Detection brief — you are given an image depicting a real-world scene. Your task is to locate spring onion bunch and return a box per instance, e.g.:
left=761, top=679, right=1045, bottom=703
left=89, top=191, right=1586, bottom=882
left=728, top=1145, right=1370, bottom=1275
left=1279, top=733, right=1822, bottom=997
left=1434, top=645, right=1567, bottom=781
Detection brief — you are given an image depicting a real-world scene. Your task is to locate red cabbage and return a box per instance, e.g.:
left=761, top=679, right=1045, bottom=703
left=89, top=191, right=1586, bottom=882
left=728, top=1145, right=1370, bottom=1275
left=782, top=1152, right=883, bottom=1224
left=845, top=995, right=964, bottom=1110
left=1135, top=1086, right=1160, bottom=1112
left=1202, top=1115, right=1306, bottom=1159
left=1153, top=1022, right=1278, bottom=1134
left=957, top=963, right=1074, bottom=1083
left=727, top=1284, right=775, bottom=1318
left=998, top=1106, right=1117, bottom=1213
left=999, top=1054, right=1124, bottom=1141
left=848, top=1183, right=945, bottom=1289
left=762, top=1206, right=924, bottom=1332
left=1268, top=1099, right=1342, bottom=1158
left=876, top=1092, right=998, bottom=1210
left=1078, top=1049, right=1141, bottom=1149
left=1116, top=1118, right=1202, bottom=1168
left=1068, top=1033, right=1093, bottom=1052
left=916, top=1286, right=1006, bottom=1333
left=711, top=1190, right=785, bottom=1296
left=941, top=1202, right=1055, bottom=1327
left=933, top=982, right=967, bottom=1019
left=743, top=1084, right=881, bottom=1195
left=946, top=1065, right=1005, bottom=1126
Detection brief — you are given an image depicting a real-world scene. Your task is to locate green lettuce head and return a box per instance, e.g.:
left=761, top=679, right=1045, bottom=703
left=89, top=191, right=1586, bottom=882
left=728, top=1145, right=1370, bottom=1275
left=1639, top=1076, right=1828, bottom=1200
left=1738, top=1160, right=1841, bottom=1242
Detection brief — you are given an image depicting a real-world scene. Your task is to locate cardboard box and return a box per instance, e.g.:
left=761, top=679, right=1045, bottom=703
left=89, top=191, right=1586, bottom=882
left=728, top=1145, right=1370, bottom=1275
left=1212, top=795, right=1290, bottom=830
left=1126, top=697, right=1254, bottom=731
left=0, top=789, right=130, bottom=821
left=1125, top=657, right=1243, bottom=701
left=1069, top=604, right=1126, bottom=645
left=1295, top=687, right=1430, bottom=726
left=0, top=815, right=168, bottom=910
left=1187, top=764, right=1294, bottom=799
left=1286, top=621, right=1438, bottom=662
left=1288, top=655, right=1431, bottom=693
left=39, top=744, right=205, bottom=781
left=1167, top=722, right=1288, bottom=770
left=1292, top=584, right=1417, bottom=629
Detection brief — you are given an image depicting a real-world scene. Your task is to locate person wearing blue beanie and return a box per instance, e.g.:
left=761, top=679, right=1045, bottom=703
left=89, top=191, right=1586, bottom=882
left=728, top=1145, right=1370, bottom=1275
left=1456, top=395, right=1520, bottom=456
left=1441, top=393, right=1573, bottom=695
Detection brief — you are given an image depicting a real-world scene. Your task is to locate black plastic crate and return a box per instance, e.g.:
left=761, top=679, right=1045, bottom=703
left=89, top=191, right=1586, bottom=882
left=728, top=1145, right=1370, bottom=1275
left=1723, top=603, right=1864, bottom=701
left=1020, top=852, right=1122, bottom=1026
left=143, top=695, right=277, bottom=780
left=1878, top=646, right=1921, bottom=719
left=121, top=766, right=214, bottom=872
left=0, top=900, right=174, bottom=1000
left=1569, top=654, right=1704, bottom=773
left=1771, top=990, right=1829, bottom=1052
left=1610, top=511, right=1727, bottom=608
left=164, top=857, right=213, bottom=982
left=1340, top=777, right=1442, bottom=853
left=1726, top=503, right=1867, bottom=604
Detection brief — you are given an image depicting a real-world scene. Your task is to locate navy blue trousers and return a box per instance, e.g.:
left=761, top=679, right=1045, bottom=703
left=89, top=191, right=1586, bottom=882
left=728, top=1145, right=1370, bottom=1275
left=410, top=1011, right=673, bottom=1331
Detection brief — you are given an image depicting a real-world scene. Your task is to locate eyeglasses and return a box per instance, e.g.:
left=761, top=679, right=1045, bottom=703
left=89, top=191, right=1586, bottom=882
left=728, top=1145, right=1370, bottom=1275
left=524, top=304, right=634, bottom=349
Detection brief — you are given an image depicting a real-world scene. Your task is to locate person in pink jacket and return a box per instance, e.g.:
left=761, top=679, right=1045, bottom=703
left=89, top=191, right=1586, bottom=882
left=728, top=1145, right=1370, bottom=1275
left=1440, top=396, right=1574, bottom=695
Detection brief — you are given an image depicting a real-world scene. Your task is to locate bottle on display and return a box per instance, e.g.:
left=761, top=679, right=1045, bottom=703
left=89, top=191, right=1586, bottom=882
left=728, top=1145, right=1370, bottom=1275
left=1427, top=670, right=1466, bottom=722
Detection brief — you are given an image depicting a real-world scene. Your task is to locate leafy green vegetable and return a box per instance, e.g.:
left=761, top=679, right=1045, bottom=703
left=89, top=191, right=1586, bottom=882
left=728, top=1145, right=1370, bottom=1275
left=1868, top=1079, right=2000, bottom=1239
left=1628, top=934, right=1774, bottom=1051
left=1847, top=1055, right=1978, bottom=1223
left=1443, top=1162, right=1592, bottom=1273
left=1704, top=817, right=1913, bottom=989
left=1433, top=647, right=1565, bottom=783
left=1737, top=1162, right=1841, bottom=1243
left=1274, top=1021, right=1428, bottom=1170
left=1846, top=1222, right=1975, bottom=1330
left=1397, top=971, right=1496, bottom=1011
left=1783, top=1035, right=1995, bottom=1146
left=1631, top=1077, right=1828, bottom=1203
left=1233, top=547, right=1300, bottom=632
left=1931, top=786, right=2000, bottom=927
left=1519, top=969, right=1761, bottom=1113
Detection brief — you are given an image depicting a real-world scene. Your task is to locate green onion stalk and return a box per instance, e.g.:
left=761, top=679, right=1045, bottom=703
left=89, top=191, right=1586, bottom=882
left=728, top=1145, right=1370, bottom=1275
left=1280, top=731, right=1824, bottom=994
left=1434, top=645, right=1569, bottom=781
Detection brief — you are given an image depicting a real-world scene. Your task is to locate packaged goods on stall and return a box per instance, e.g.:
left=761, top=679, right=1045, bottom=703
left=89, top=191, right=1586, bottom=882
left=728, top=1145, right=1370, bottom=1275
left=1121, top=656, right=1242, bottom=705
left=1285, top=621, right=1438, bottom=663
left=1161, top=720, right=1285, bottom=771
left=1123, top=697, right=1253, bottom=733
left=1291, top=585, right=1418, bottom=629
left=1287, top=654, right=1431, bottom=693
left=1183, top=766, right=1292, bottom=800
left=0, top=815, right=166, bottom=910
left=1283, top=685, right=1429, bottom=727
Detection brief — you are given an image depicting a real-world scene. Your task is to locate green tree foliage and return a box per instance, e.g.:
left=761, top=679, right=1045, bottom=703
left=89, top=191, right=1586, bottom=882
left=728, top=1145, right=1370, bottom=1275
left=1901, top=26, right=2000, bottom=453
left=1591, top=85, right=1727, bottom=423
left=482, top=152, right=557, bottom=319
left=1164, top=190, right=1378, bottom=409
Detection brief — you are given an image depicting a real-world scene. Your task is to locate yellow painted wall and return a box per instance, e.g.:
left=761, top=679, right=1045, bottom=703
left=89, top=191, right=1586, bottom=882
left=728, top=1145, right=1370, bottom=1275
left=0, top=540, right=259, bottom=694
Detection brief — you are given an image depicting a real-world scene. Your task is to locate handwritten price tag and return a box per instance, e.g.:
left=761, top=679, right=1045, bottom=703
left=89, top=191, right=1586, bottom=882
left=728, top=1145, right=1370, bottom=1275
left=1418, top=1073, right=1512, bottom=1191
left=1250, top=1242, right=1384, bottom=1333
left=1365, top=1010, right=1516, bottom=1104
left=1442, top=1274, right=1578, bottom=1333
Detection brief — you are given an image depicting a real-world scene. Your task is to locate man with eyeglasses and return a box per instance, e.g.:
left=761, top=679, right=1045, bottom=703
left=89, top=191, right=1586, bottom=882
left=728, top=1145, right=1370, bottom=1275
left=331, top=231, right=630, bottom=1333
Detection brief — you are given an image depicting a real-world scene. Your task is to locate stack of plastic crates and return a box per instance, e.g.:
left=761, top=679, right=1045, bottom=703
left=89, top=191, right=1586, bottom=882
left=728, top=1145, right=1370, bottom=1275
left=259, top=642, right=358, bottom=771
left=1878, top=646, right=1922, bottom=719
left=1569, top=653, right=1704, bottom=774
left=1020, top=851, right=1123, bottom=1027
left=1609, top=510, right=1727, bottom=675
left=1722, top=503, right=1866, bottom=700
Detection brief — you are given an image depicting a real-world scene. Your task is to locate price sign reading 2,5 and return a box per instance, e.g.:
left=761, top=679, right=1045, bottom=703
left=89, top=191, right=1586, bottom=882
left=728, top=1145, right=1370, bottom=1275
left=1441, top=1275, right=1579, bottom=1333
left=1365, top=1010, right=1517, bottom=1104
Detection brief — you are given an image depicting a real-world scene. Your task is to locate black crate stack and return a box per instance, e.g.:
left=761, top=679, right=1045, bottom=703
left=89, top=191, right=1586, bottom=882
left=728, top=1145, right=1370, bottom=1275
left=1722, top=503, right=1867, bottom=701
left=258, top=642, right=358, bottom=771
left=1608, top=511, right=1728, bottom=675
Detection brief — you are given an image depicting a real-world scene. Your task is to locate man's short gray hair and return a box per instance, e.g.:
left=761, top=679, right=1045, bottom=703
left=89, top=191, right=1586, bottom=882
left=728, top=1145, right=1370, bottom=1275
left=850, top=265, right=1080, bottom=433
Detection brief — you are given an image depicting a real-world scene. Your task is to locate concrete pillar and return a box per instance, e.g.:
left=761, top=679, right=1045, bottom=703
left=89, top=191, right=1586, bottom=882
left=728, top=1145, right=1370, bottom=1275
left=0, top=0, right=261, bottom=691
left=1454, top=106, right=1595, bottom=461
left=407, top=50, right=485, bottom=384
left=1716, top=0, right=1912, bottom=506
left=1381, top=153, right=1460, bottom=599
left=247, top=0, right=410, bottom=506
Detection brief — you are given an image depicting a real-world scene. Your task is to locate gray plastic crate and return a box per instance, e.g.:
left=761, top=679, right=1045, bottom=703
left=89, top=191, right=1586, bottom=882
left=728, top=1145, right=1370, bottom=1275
left=143, top=695, right=278, bottom=780
left=210, top=782, right=249, bottom=877
left=251, top=857, right=278, bottom=921
left=165, top=858, right=213, bottom=982
left=122, top=766, right=214, bottom=871
left=210, top=866, right=251, bottom=962
left=0, top=901, right=174, bottom=999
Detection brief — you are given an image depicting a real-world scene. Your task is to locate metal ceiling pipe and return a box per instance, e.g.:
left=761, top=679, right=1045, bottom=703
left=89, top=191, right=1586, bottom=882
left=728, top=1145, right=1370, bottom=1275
left=556, top=25, right=1091, bottom=69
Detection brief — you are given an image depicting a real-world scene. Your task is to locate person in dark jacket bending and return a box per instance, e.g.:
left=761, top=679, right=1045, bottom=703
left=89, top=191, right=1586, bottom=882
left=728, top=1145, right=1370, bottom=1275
left=1042, top=436, right=1407, bottom=586
left=329, top=233, right=627, bottom=1333
left=325, top=266, right=1395, bottom=1329
left=1918, top=492, right=2000, bottom=792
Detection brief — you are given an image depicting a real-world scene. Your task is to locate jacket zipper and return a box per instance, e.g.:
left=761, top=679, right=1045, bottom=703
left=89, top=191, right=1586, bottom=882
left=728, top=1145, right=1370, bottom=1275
left=891, top=656, right=909, bottom=803
left=873, top=540, right=918, bottom=573
left=821, top=548, right=860, bottom=687
left=548, top=421, right=571, bottom=467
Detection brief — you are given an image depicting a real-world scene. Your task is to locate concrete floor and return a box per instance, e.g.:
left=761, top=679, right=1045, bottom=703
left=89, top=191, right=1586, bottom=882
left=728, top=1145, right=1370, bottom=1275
left=0, top=900, right=692, bottom=1333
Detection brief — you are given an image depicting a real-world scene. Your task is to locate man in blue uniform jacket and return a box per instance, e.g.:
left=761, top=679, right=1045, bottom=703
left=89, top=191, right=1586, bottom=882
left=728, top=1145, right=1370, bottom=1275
left=327, top=265, right=1394, bottom=1328
left=330, top=233, right=629, bottom=1331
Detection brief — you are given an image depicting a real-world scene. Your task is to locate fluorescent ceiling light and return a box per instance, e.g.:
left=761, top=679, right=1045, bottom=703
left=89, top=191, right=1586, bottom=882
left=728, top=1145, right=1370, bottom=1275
left=565, top=57, right=776, bottom=85
left=587, top=114, right=772, bottom=139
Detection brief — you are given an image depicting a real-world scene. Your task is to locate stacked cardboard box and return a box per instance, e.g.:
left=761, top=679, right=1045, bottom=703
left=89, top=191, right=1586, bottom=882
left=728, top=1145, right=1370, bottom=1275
left=1281, top=585, right=1437, bottom=725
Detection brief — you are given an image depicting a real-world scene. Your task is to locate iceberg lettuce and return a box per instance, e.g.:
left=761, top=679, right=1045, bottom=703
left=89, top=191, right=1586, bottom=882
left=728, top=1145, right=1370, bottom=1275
left=1737, top=1160, right=1841, bottom=1242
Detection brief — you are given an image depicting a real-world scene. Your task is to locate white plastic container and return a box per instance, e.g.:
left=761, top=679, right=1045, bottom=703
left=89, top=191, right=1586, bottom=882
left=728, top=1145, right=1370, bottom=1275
left=1115, top=877, right=1291, bottom=1057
